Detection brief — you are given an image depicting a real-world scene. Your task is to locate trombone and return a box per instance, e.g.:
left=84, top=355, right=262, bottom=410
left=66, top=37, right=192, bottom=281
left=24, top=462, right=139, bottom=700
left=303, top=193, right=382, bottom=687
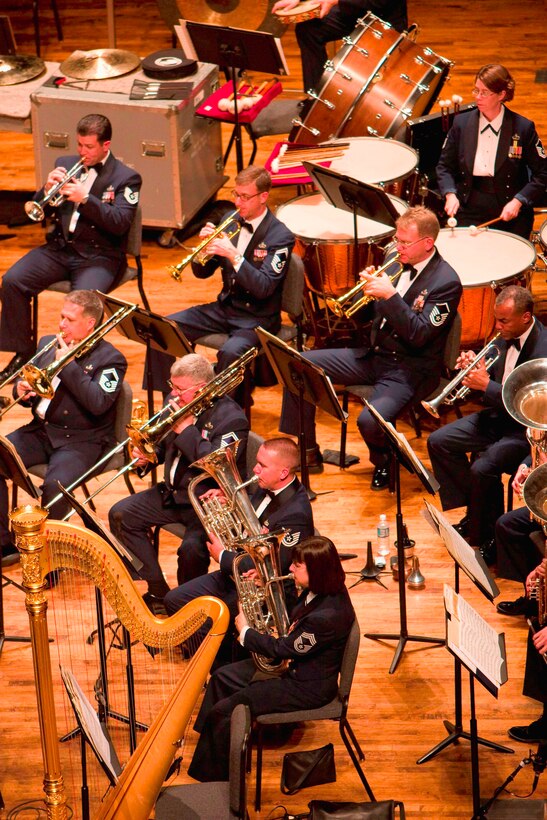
left=25, top=158, right=88, bottom=223
left=0, top=337, right=59, bottom=395
left=0, top=304, right=137, bottom=421
left=325, top=253, right=403, bottom=319
left=421, top=333, right=501, bottom=418
left=168, top=210, right=241, bottom=282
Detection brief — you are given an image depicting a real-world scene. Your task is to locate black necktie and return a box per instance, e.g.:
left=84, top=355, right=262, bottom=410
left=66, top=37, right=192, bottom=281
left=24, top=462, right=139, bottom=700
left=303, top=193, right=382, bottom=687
left=508, top=338, right=521, bottom=351
left=407, top=266, right=418, bottom=281
left=239, top=220, right=254, bottom=234
left=481, top=124, right=499, bottom=135
left=88, top=162, right=103, bottom=172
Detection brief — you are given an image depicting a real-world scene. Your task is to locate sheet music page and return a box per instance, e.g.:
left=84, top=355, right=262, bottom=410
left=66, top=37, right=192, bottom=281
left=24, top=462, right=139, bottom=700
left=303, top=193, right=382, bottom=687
left=175, top=21, right=198, bottom=61
left=444, top=584, right=507, bottom=692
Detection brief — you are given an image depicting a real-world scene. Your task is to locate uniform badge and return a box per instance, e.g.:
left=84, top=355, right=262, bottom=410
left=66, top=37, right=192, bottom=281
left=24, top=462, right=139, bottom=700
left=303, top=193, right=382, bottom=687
left=253, top=243, right=268, bottom=261
left=282, top=530, right=301, bottom=547
left=124, top=186, right=140, bottom=204
left=508, top=134, right=522, bottom=159
left=201, top=429, right=210, bottom=439
left=271, top=247, right=289, bottom=273
left=294, top=631, right=317, bottom=653
left=84, top=364, right=94, bottom=373
left=220, top=431, right=239, bottom=447
left=101, top=186, right=115, bottom=204
left=537, top=139, right=546, bottom=159
left=430, top=302, right=451, bottom=326
left=412, top=290, right=428, bottom=313
left=99, top=368, right=120, bottom=393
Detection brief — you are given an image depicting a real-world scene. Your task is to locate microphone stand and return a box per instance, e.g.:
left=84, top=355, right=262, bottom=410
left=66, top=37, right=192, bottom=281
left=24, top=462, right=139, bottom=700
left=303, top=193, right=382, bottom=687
left=474, top=743, right=547, bottom=818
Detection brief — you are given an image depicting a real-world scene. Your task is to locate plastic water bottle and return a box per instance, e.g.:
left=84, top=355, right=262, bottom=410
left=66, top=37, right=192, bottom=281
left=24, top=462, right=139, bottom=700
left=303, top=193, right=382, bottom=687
left=376, top=514, right=390, bottom=556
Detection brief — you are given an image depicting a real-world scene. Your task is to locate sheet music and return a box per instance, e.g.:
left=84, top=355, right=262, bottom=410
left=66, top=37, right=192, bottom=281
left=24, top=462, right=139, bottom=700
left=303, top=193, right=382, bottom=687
left=422, top=499, right=499, bottom=600
left=175, top=21, right=198, bottom=61
left=444, top=585, right=507, bottom=693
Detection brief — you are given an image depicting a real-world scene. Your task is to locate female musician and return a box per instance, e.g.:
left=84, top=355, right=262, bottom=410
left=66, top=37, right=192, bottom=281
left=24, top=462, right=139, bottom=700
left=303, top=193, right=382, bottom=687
left=187, top=535, right=355, bottom=782
left=436, top=64, right=547, bottom=238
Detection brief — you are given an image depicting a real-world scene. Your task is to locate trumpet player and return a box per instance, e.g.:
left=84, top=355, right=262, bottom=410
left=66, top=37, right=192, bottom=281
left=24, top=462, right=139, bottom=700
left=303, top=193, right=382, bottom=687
left=0, top=114, right=141, bottom=383
left=145, top=165, right=294, bottom=403
left=0, top=291, right=126, bottom=570
left=428, top=286, right=547, bottom=563
left=279, top=206, right=461, bottom=490
left=108, top=354, right=249, bottom=609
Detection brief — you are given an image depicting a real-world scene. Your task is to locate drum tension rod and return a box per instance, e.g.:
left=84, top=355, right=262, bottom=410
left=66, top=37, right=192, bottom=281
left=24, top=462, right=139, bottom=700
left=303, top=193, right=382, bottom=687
left=384, top=99, right=412, bottom=117
left=342, top=37, right=369, bottom=57
left=307, top=91, right=335, bottom=109
left=400, top=74, right=430, bottom=93
left=291, top=118, right=320, bottom=136
left=324, top=60, right=353, bottom=81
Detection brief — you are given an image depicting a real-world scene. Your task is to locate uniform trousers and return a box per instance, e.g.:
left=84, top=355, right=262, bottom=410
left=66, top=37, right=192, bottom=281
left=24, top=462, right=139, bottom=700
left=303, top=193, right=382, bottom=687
left=296, top=6, right=362, bottom=91
left=188, top=658, right=337, bottom=782
left=523, top=630, right=547, bottom=705
left=108, top=486, right=208, bottom=595
left=0, top=424, right=106, bottom=544
left=495, top=506, right=544, bottom=584
left=427, top=410, right=529, bottom=546
left=279, top=347, right=417, bottom=467
left=453, top=182, right=532, bottom=239
left=0, top=244, right=122, bottom=354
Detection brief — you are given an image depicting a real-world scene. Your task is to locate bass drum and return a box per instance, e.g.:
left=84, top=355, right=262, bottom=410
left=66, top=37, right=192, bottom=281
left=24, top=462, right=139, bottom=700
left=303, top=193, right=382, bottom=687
left=292, top=12, right=451, bottom=144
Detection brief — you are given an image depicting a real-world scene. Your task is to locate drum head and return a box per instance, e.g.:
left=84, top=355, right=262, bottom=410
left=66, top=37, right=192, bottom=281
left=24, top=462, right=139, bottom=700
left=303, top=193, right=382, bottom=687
left=435, top=227, right=536, bottom=286
left=329, top=137, right=418, bottom=187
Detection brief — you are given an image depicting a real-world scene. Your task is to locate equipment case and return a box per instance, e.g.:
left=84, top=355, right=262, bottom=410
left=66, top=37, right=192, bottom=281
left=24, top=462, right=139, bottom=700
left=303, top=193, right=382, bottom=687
left=30, top=63, right=225, bottom=229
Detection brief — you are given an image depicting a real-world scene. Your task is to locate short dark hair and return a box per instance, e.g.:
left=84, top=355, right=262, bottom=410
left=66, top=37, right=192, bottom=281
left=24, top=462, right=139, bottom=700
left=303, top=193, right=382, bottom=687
left=292, top=536, right=346, bottom=595
left=262, top=437, right=300, bottom=474
left=77, top=114, right=112, bottom=143
left=475, top=64, right=515, bottom=102
left=64, top=290, right=104, bottom=326
left=234, top=165, right=271, bottom=193
left=495, top=285, right=534, bottom=315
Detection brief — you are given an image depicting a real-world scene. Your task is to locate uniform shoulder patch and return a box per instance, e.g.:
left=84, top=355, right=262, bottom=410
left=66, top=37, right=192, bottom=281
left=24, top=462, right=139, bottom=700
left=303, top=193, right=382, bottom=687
left=430, top=302, right=451, bottom=326
left=99, top=368, right=120, bottom=393
left=220, top=431, right=239, bottom=447
left=293, top=631, right=317, bottom=654
left=282, top=530, right=301, bottom=547
left=124, top=186, right=139, bottom=204
left=271, top=248, right=289, bottom=274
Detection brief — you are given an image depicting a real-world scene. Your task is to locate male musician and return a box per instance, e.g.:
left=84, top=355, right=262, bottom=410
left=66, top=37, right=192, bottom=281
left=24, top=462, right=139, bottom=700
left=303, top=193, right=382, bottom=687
left=0, top=113, right=141, bottom=382
left=428, top=286, right=547, bottom=562
left=0, top=290, right=127, bottom=567
left=271, top=0, right=408, bottom=93
left=145, top=165, right=294, bottom=396
left=163, top=437, right=314, bottom=666
left=279, top=206, right=462, bottom=490
left=108, top=353, right=249, bottom=607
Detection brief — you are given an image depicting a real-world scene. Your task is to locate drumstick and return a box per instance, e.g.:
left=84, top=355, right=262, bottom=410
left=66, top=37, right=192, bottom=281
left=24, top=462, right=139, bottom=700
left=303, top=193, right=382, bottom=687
left=229, top=79, right=246, bottom=101
left=469, top=216, right=504, bottom=235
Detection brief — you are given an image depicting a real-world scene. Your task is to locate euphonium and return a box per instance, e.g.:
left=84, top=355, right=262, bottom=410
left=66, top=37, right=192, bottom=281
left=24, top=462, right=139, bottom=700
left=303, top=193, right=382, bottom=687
left=25, top=158, right=88, bottom=222
left=325, top=253, right=402, bottom=319
left=502, top=357, right=547, bottom=433
left=168, top=210, right=241, bottom=281
left=421, top=333, right=501, bottom=418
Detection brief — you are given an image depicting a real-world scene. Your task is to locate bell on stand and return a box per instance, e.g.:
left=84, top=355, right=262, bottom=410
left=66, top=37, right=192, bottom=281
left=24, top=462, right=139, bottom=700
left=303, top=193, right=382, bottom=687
left=407, top=556, right=425, bottom=590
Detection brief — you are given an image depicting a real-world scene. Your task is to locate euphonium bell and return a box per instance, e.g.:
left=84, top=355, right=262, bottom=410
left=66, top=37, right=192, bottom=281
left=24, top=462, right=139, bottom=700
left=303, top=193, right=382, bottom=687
left=502, top=357, right=547, bottom=431
left=325, top=252, right=402, bottom=319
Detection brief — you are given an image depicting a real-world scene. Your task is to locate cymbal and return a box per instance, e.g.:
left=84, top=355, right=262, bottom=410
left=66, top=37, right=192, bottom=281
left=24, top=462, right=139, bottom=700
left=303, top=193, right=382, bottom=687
left=176, top=0, right=277, bottom=32
left=0, top=54, right=45, bottom=86
left=60, top=49, right=141, bottom=80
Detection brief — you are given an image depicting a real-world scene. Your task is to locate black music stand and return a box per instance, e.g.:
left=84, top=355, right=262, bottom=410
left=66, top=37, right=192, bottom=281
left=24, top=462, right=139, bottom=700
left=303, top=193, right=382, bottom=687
left=0, top=434, right=40, bottom=655
left=361, top=401, right=444, bottom=673
left=256, top=326, right=346, bottom=499
left=185, top=21, right=288, bottom=171
left=417, top=501, right=513, bottom=765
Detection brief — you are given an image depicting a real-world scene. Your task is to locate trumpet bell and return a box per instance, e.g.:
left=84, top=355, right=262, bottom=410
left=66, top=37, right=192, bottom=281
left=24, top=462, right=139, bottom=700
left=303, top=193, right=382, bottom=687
left=523, top=462, right=547, bottom=525
left=502, top=358, right=547, bottom=430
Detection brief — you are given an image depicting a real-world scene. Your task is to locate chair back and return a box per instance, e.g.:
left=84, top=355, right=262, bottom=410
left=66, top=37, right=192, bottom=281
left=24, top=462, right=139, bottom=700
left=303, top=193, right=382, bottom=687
left=229, top=703, right=251, bottom=818
left=443, top=312, right=462, bottom=370
left=246, top=431, right=265, bottom=477
left=338, top=618, right=361, bottom=703
left=126, top=205, right=142, bottom=258
left=114, top=381, right=133, bottom=445
left=281, top=253, right=305, bottom=319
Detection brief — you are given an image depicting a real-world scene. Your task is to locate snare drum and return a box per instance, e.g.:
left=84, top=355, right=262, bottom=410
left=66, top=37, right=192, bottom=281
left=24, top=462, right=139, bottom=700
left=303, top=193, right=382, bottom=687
left=435, top=227, right=536, bottom=347
left=277, top=192, right=408, bottom=297
left=329, top=137, right=418, bottom=199
left=292, top=11, right=451, bottom=144
left=275, top=0, right=321, bottom=24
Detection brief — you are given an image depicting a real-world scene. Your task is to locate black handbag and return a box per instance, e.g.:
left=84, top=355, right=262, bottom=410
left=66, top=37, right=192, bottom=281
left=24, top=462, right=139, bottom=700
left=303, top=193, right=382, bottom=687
left=308, top=800, right=406, bottom=820
left=280, top=743, right=336, bottom=795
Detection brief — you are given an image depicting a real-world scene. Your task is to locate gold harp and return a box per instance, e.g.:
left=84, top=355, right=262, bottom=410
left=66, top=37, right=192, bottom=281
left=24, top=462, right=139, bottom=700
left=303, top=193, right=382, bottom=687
left=10, top=505, right=229, bottom=820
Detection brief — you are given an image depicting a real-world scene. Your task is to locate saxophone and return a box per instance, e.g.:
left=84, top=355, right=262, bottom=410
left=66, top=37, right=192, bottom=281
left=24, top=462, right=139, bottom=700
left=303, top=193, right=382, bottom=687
left=188, top=440, right=293, bottom=673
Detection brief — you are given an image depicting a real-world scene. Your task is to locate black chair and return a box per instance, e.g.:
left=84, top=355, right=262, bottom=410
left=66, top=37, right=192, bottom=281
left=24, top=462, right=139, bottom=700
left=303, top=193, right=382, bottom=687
left=31, top=0, right=63, bottom=56
left=252, top=618, right=375, bottom=811
left=31, top=206, right=150, bottom=348
left=338, top=312, right=463, bottom=468
left=155, top=703, right=251, bottom=820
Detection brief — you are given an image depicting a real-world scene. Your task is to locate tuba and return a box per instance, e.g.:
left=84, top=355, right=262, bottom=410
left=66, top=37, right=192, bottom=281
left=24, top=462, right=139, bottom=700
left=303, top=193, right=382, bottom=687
left=188, top=439, right=292, bottom=674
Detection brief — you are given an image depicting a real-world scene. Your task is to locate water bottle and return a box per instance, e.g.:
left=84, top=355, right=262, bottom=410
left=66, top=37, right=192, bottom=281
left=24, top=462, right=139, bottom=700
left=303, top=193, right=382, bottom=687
left=376, top=513, right=390, bottom=556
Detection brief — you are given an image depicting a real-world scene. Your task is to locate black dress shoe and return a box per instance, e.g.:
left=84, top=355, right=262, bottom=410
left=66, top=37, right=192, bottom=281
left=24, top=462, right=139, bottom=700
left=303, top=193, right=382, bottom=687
left=371, top=465, right=390, bottom=491
left=0, top=352, right=30, bottom=382
left=305, top=446, right=324, bottom=474
left=508, top=718, right=547, bottom=743
left=143, top=592, right=168, bottom=616
left=1, top=543, right=20, bottom=568
left=479, top=538, right=497, bottom=566
left=453, top=515, right=469, bottom=537
left=496, top=596, right=529, bottom=616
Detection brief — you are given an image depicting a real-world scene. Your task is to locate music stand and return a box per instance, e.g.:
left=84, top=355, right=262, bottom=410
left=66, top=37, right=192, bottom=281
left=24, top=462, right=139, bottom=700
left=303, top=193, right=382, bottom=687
left=185, top=21, right=289, bottom=171
left=417, top=501, right=512, bottom=765
left=361, top=401, right=444, bottom=673
left=256, top=326, right=346, bottom=499
left=0, top=434, right=40, bottom=654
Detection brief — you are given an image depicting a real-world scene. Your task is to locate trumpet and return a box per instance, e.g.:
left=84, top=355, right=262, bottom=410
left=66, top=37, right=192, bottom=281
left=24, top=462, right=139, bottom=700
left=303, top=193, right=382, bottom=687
left=325, top=253, right=402, bottom=319
left=25, top=158, right=88, bottom=222
left=421, top=333, right=501, bottom=418
left=168, top=210, right=241, bottom=281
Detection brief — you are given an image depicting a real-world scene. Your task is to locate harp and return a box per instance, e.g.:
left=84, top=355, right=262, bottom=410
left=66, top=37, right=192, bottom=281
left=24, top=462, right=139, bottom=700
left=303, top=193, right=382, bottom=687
left=10, top=504, right=229, bottom=820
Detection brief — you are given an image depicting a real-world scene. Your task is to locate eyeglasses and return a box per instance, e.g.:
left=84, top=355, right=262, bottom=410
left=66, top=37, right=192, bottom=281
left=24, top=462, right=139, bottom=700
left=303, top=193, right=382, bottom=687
left=231, top=190, right=261, bottom=202
left=167, top=380, right=195, bottom=395
left=395, top=235, right=428, bottom=248
left=472, top=88, right=495, bottom=99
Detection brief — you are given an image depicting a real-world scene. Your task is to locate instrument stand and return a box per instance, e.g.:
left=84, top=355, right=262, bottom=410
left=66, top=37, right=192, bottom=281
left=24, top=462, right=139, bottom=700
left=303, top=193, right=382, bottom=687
left=361, top=402, right=444, bottom=673
left=185, top=21, right=288, bottom=172
left=256, top=327, right=346, bottom=500
left=346, top=540, right=389, bottom=590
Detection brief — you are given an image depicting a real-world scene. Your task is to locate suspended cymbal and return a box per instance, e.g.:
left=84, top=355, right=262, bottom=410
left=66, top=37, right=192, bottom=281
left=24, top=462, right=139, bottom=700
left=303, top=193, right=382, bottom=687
left=176, top=0, right=271, bottom=31
left=60, top=49, right=141, bottom=80
left=0, top=54, right=45, bottom=86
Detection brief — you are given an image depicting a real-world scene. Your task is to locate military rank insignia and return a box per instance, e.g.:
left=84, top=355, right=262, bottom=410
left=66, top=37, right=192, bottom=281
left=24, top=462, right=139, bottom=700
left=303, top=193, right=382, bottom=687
left=508, top=134, right=522, bottom=159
